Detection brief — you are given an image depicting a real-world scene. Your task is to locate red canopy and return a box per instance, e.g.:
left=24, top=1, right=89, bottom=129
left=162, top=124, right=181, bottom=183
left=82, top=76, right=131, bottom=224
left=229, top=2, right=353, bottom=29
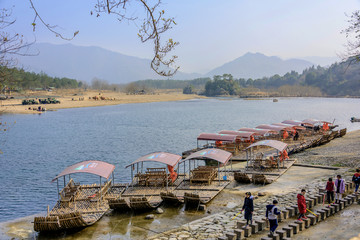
left=197, top=133, right=237, bottom=142
left=52, top=160, right=115, bottom=182
left=218, top=130, right=260, bottom=139
left=125, top=152, right=181, bottom=168
left=256, top=124, right=284, bottom=133
left=180, top=148, right=232, bottom=164
left=238, top=127, right=278, bottom=136
left=246, top=140, right=288, bottom=152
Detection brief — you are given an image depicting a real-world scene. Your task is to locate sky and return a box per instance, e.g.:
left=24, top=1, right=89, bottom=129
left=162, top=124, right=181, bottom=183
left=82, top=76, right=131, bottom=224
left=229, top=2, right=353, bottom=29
left=2, top=0, right=360, bottom=74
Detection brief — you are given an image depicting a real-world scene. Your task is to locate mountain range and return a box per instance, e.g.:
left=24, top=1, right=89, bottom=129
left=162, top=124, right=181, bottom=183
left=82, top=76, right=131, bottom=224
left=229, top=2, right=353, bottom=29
left=16, top=43, right=337, bottom=84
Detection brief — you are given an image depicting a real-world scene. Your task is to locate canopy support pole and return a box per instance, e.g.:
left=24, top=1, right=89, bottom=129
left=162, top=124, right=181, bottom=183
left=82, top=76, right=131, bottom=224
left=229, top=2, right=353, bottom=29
left=131, top=167, right=134, bottom=188
left=112, top=172, right=114, bottom=186
left=100, top=176, right=102, bottom=203
left=57, top=178, right=59, bottom=200
left=246, top=150, right=248, bottom=171
left=166, top=167, right=168, bottom=191
left=218, top=161, right=220, bottom=186
left=63, top=176, right=65, bottom=188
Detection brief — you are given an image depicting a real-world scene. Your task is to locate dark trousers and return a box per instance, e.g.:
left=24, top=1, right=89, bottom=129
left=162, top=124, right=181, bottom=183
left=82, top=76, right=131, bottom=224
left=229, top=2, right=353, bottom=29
left=355, top=183, right=359, bottom=192
left=327, top=191, right=334, bottom=204
left=298, top=213, right=305, bottom=219
left=269, top=219, right=278, bottom=232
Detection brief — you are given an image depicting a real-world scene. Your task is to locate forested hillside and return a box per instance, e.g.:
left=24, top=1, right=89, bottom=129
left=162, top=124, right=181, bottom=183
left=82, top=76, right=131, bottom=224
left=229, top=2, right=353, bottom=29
left=0, top=66, right=82, bottom=90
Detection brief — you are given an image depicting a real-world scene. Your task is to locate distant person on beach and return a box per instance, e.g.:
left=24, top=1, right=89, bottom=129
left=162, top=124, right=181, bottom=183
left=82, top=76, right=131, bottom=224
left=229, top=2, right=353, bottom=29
left=326, top=177, right=335, bottom=204
left=242, top=192, right=254, bottom=226
left=352, top=169, right=360, bottom=193
left=266, top=199, right=281, bottom=236
left=293, top=131, right=299, bottom=141
left=335, top=175, right=345, bottom=203
left=297, top=189, right=308, bottom=221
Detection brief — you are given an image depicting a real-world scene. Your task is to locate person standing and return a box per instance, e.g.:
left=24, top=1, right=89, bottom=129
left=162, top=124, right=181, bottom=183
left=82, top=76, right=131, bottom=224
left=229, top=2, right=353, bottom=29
left=266, top=200, right=281, bottom=236
left=242, top=192, right=254, bottom=226
left=297, top=189, right=308, bottom=221
left=335, top=175, right=345, bottom=203
left=352, top=169, right=360, bottom=193
left=326, top=177, right=335, bottom=205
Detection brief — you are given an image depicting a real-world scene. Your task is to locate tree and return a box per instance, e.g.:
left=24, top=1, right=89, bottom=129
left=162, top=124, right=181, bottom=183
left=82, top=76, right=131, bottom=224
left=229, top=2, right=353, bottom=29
left=183, top=85, right=194, bottom=94
left=28, top=0, right=179, bottom=76
left=342, top=10, right=360, bottom=63
left=0, top=8, right=34, bottom=89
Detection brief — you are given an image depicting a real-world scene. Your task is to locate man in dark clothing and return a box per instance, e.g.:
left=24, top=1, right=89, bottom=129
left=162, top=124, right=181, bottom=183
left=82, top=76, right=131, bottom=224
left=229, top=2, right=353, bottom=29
left=242, top=192, right=254, bottom=226
left=326, top=177, right=335, bottom=204
left=266, top=200, right=281, bottom=236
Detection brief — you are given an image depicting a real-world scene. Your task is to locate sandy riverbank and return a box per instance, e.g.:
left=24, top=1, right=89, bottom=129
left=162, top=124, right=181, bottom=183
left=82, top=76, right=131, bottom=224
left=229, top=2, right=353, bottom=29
left=0, top=89, right=206, bottom=114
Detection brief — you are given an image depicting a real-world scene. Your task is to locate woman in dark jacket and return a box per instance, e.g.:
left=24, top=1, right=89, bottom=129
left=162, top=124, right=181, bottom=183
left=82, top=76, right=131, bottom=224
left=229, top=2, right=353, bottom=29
left=242, top=192, right=254, bottom=226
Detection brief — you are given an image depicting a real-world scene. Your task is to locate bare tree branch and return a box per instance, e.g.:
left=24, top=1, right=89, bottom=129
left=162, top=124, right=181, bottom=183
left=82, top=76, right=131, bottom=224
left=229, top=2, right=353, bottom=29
left=341, top=10, right=360, bottom=65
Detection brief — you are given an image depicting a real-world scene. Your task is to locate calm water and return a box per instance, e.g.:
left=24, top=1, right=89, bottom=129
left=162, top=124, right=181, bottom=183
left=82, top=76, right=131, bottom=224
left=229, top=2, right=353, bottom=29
left=0, top=97, right=359, bottom=222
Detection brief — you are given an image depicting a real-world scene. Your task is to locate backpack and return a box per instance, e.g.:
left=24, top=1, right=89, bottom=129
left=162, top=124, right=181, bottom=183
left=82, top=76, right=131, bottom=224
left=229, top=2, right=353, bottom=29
left=267, top=206, right=278, bottom=220
left=354, top=174, right=360, bottom=184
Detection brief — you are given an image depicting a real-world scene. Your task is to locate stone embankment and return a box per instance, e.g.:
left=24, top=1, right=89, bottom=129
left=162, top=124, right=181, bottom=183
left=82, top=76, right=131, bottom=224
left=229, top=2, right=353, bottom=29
left=149, top=175, right=358, bottom=240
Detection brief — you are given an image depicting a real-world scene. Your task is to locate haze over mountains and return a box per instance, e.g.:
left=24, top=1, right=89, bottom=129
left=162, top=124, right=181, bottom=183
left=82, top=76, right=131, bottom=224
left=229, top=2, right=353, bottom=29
left=17, top=43, right=338, bottom=84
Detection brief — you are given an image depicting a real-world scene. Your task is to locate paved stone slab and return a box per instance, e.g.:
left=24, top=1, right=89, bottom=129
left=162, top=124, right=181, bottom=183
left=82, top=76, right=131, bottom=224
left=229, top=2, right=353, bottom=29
left=282, top=209, right=289, bottom=219
left=291, top=205, right=299, bottom=215
left=303, top=218, right=311, bottom=228
left=268, top=233, right=280, bottom=240
left=237, top=220, right=246, bottom=229
left=317, top=210, right=326, bottom=220
left=285, top=207, right=294, bottom=217
left=308, top=215, right=317, bottom=225
left=218, top=237, right=227, bottom=240
left=243, top=226, right=252, bottom=237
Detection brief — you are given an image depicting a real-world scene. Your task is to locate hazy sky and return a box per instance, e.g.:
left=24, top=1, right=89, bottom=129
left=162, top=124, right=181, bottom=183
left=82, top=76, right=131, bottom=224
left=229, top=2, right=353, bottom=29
left=2, top=0, right=360, bottom=73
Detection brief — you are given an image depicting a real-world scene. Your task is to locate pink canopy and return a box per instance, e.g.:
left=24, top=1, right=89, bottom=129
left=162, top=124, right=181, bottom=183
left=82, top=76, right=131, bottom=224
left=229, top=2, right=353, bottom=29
left=238, top=127, right=278, bottom=136
left=197, top=133, right=237, bottom=142
left=52, top=160, right=115, bottom=182
left=282, top=120, right=303, bottom=126
left=272, top=123, right=306, bottom=131
left=218, top=130, right=259, bottom=139
left=256, top=124, right=285, bottom=133
left=126, top=152, right=182, bottom=168
left=302, top=119, right=330, bottom=126
left=181, top=148, right=232, bottom=164
left=246, top=140, right=288, bottom=152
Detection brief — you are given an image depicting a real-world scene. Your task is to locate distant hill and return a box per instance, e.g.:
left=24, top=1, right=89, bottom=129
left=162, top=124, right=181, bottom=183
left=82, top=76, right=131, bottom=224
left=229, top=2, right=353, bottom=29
left=206, top=52, right=314, bottom=79
left=16, top=43, right=201, bottom=83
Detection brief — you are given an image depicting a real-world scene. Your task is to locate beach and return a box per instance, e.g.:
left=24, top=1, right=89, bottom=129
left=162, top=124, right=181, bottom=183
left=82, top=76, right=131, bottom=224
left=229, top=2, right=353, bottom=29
left=0, top=89, right=205, bottom=114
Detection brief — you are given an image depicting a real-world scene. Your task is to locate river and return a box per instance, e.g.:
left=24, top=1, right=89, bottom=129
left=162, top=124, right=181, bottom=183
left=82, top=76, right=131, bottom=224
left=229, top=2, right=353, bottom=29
left=0, top=97, right=359, bottom=239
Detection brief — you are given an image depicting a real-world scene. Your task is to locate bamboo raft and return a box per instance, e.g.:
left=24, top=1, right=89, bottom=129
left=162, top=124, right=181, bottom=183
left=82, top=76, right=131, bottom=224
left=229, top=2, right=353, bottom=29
left=161, top=176, right=231, bottom=209
left=34, top=181, right=127, bottom=232
left=234, top=159, right=296, bottom=185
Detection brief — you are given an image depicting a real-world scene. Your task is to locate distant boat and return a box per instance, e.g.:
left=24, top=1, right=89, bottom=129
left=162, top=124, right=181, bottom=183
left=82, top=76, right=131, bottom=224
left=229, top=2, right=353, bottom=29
left=350, top=117, right=360, bottom=123
left=273, top=99, right=278, bottom=102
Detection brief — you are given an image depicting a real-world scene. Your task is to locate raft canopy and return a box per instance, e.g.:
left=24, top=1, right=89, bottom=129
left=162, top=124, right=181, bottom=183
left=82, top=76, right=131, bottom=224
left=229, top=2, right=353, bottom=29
left=281, top=120, right=303, bottom=126
left=218, top=130, right=260, bottom=139
left=246, top=140, right=288, bottom=152
left=256, top=124, right=292, bottom=132
left=272, top=123, right=306, bottom=131
left=302, top=119, right=330, bottom=126
left=180, top=148, right=232, bottom=165
left=197, top=133, right=238, bottom=142
left=52, top=160, right=115, bottom=182
left=125, top=152, right=182, bottom=168
left=238, top=127, right=278, bottom=136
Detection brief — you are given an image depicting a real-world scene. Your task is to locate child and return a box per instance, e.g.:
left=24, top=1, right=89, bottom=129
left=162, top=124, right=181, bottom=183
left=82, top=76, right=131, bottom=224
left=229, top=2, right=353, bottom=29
left=335, top=175, right=345, bottom=203
left=352, top=169, right=360, bottom=193
left=297, top=189, right=307, bottom=221
left=266, top=200, right=281, bottom=236
left=242, top=192, right=254, bottom=226
left=326, top=177, right=335, bottom=205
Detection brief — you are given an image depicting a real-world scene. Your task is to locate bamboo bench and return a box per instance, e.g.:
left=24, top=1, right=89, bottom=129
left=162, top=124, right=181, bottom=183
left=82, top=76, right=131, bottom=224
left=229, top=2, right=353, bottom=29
left=190, top=166, right=217, bottom=185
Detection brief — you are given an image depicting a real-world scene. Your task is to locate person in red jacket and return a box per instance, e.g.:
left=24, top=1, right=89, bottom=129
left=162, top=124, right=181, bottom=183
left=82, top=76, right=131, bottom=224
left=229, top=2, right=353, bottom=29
left=326, top=177, right=335, bottom=204
left=297, top=189, right=308, bottom=221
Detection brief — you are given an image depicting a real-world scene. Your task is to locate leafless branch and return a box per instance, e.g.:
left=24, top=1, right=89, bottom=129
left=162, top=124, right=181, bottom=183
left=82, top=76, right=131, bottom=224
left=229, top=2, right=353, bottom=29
left=341, top=10, right=360, bottom=65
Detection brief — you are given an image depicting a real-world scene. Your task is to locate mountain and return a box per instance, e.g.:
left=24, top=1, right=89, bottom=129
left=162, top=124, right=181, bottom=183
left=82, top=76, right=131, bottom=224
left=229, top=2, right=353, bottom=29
left=298, top=56, right=340, bottom=67
left=16, top=43, right=201, bottom=83
left=206, top=52, right=314, bottom=79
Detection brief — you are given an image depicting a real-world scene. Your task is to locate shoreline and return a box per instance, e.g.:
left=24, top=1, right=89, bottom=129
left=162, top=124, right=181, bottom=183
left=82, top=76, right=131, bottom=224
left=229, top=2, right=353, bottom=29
left=0, top=89, right=206, bottom=115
